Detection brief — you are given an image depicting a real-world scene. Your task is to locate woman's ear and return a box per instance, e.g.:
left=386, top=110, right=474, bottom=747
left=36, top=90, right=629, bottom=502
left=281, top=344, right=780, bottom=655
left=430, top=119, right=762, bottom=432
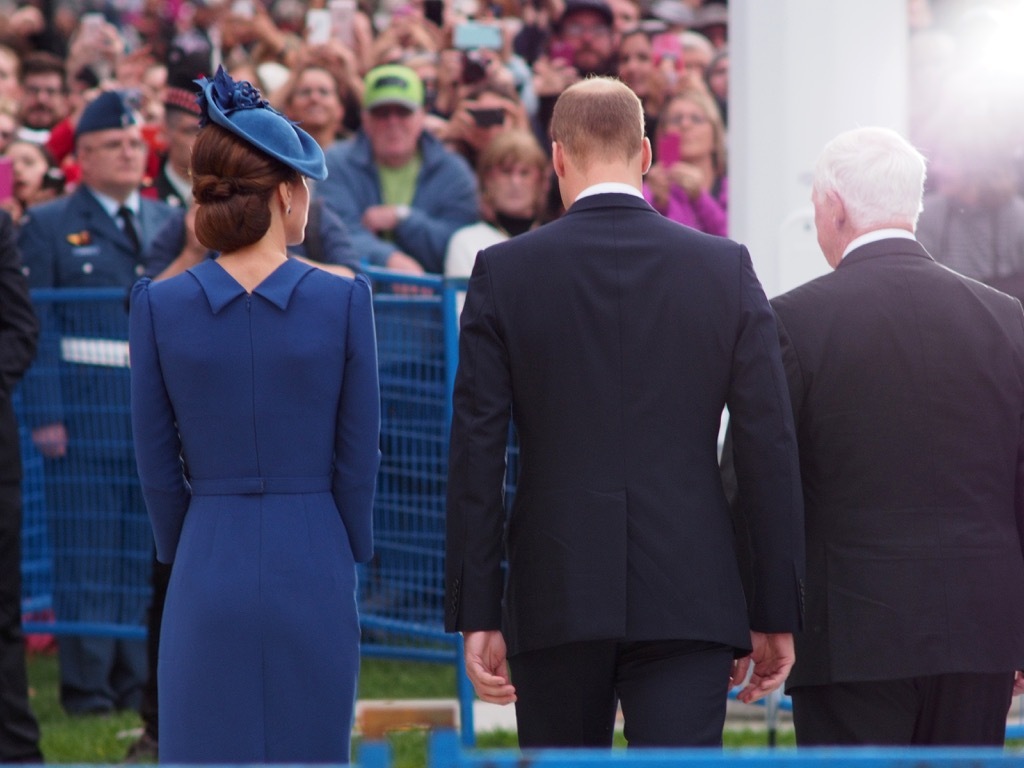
left=277, top=181, right=292, bottom=214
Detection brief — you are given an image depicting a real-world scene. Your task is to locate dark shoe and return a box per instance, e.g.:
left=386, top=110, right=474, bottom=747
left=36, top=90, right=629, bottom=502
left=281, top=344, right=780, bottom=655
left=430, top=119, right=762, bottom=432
left=123, top=733, right=157, bottom=764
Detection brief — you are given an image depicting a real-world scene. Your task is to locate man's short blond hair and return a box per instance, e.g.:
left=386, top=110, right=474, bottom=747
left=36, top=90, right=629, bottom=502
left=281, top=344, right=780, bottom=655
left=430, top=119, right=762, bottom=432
left=550, top=77, right=645, bottom=169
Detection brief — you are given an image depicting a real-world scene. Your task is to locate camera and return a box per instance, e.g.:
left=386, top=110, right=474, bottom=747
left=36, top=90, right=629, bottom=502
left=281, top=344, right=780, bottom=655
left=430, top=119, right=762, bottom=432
left=468, top=107, right=505, bottom=128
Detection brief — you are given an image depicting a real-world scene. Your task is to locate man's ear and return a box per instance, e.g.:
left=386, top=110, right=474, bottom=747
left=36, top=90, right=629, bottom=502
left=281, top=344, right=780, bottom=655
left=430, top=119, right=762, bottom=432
left=828, top=191, right=847, bottom=230
left=552, top=141, right=567, bottom=179
left=640, top=136, right=652, bottom=175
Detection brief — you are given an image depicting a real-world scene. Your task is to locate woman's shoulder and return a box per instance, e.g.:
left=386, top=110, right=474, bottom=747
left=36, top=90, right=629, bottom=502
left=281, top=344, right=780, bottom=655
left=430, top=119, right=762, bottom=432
left=294, top=263, right=372, bottom=309
left=131, top=267, right=212, bottom=320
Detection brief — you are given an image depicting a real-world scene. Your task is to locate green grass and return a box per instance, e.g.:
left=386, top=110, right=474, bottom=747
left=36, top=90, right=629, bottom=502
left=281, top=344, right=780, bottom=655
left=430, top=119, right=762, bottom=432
left=69, top=651, right=1024, bottom=765
left=28, top=652, right=143, bottom=763
left=27, top=649, right=794, bottom=764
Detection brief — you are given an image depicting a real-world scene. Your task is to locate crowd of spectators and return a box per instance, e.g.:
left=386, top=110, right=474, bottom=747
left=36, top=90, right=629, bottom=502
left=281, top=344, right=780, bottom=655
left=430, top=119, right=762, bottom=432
left=0, top=0, right=1019, bottom=279
left=0, top=0, right=734, bottom=282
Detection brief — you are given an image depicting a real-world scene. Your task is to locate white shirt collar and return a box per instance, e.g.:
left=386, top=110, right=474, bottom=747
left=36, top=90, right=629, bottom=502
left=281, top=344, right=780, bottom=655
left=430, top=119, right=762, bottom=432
left=164, top=164, right=192, bottom=207
left=842, top=228, right=916, bottom=260
left=88, top=187, right=141, bottom=220
left=575, top=182, right=645, bottom=202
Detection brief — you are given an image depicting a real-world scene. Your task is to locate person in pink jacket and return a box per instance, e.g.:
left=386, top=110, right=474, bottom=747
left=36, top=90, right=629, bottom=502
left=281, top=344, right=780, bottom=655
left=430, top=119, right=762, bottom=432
left=644, top=88, right=728, bottom=235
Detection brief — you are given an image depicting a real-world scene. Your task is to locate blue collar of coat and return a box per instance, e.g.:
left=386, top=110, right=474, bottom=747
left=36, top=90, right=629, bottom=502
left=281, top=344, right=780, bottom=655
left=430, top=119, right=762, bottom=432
left=188, top=257, right=314, bottom=313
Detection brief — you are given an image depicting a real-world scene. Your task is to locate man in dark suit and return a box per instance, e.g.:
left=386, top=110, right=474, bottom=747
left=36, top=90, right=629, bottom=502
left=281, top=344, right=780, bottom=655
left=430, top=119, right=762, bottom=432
left=0, top=210, right=41, bottom=762
left=19, top=90, right=176, bottom=716
left=445, top=77, right=805, bottom=748
left=771, top=126, right=1024, bottom=745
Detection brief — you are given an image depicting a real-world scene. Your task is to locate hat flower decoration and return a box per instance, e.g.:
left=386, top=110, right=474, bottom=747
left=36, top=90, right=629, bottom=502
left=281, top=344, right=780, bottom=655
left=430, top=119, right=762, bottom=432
left=194, top=65, right=327, bottom=181
left=197, top=67, right=279, bottom=126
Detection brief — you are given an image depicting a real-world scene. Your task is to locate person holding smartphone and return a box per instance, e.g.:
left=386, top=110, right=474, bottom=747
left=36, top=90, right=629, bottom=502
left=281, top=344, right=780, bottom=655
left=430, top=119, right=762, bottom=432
left=443, top=79, right=528, bottom=167
left=643, top=89, right=727, bottom=236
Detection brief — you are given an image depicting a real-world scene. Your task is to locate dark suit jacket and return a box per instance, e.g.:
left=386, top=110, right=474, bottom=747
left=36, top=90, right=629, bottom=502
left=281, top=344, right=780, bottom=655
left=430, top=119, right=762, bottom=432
left=445, top=192, right=805, bottom=657
left=771, top=237, right=1024, bottom=689
left=0, top=210, right=38, bottom=483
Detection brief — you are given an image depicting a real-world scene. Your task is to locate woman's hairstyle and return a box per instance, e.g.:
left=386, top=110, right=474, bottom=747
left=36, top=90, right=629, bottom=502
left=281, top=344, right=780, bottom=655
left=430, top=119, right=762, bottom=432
left=550, top=78, right=644, bottom=168
left=477, top=129, right=547, bottom=182
left=4, top=138, right=64, bottom=196
left=191, top=123, right=300, bottom=253
left=661, top=89, right=727, bottom=177
left=813, top=127, right=926, bottom=231
left=477, top=129, right=549, bottom=219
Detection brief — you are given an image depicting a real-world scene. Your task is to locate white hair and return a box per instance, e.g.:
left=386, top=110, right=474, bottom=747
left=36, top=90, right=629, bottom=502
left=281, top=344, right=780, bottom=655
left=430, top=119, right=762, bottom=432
left=813, top=127, right=927, bottom=231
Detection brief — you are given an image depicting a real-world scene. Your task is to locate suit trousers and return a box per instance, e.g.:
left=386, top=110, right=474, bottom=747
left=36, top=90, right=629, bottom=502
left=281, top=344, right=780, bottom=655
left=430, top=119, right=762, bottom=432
left=508, top=639, right=735, bottom=748
left=0, top=481, right=42, bottom=762
left=791, top=673, right=1015, bottom=746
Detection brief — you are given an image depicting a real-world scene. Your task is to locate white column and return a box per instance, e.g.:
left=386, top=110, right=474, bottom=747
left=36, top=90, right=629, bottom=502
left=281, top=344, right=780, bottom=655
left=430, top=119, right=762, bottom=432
left=729, top=0, right=909, bottom=297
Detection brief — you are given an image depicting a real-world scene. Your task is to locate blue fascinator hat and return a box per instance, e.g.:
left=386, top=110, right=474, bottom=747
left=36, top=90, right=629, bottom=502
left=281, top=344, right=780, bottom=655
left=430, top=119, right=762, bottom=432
left=195, top=66, right=327, bottom=181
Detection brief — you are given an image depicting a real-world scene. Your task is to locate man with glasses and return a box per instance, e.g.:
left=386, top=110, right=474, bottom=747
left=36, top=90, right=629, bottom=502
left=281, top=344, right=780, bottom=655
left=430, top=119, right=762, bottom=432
left=318, top=64, right=478, bottom=274
left=533, top=0, right=617, bottom=152
left=557, top=0, right=617, bottom=77
left=16, top=52, right=69, bottom=145
left=18, top=91, right=175, bottom=716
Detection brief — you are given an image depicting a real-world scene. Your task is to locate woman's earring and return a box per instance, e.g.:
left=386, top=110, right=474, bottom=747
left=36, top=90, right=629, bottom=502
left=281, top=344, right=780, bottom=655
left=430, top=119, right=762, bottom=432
left=287, top=206, right=292, bottom=215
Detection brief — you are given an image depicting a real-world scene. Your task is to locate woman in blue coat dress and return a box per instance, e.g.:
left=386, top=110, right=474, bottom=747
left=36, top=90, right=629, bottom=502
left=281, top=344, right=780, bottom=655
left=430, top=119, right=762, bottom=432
left=129, top=67, right=381, bottom=764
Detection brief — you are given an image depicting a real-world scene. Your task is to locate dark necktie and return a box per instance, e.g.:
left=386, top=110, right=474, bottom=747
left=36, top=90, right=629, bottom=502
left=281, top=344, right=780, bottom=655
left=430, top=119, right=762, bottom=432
left=118, top=206, right=141, bottom=254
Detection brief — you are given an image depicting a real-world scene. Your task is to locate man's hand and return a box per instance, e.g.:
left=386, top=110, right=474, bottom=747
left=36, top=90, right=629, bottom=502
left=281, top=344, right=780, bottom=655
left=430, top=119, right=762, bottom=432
left=1013, top=670, right=1024, bottom=696
left=463, top=630, right=516, bottom=705
left=731, top=631, right=795, bottom=704
left=362, top=204, right=403, bottom=234
left=32, top=422, right=68, bottom=459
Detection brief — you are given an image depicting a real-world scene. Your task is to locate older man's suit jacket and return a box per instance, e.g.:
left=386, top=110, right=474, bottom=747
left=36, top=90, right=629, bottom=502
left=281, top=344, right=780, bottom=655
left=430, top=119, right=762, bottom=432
left=771, top=238, right=1024, bottom=689
left=445, top=192, right=805, bottom=658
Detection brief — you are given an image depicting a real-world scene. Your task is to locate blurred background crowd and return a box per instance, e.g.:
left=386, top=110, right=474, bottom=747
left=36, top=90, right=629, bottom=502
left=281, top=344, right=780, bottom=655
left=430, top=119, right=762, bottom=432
left=0, top=0, right=1019, bottom=283
left=3, top=0, right=1024, bottom=761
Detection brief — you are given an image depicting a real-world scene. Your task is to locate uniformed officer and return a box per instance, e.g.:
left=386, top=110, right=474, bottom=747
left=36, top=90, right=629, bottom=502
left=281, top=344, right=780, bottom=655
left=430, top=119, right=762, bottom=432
left=18, top=90, right=175, bottom=716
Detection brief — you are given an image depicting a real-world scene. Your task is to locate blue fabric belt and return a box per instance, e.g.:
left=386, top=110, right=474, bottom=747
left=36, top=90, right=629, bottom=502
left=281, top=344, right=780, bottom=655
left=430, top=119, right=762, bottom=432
left=188, top=476, right=332, bottom=495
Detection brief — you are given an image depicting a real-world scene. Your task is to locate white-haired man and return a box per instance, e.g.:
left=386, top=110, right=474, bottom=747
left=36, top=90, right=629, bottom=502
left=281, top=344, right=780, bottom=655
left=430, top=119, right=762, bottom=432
left=771, top=126, right=1024, bottom=745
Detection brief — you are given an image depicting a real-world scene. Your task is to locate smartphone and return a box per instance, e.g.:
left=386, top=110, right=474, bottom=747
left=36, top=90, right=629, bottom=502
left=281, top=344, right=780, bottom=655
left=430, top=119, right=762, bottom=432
left=328, top=0, right=356, bottom=46
left=0, top=157, right=12, bottom=201
left=424, top=0, right=444, bottom=26
left=652, top=32, right=681, bottom=65
left=657, top=132, right=680, bottom=166
left=549, top=40, right=574, bottom=66
left=468, top=107, right=505, bottom=127
left=231, top=0, right=254, bottom=18
left=80, top=12, right=106, bottom=44
left=460, top=51, right=488, bottom=85
left=453, top=21, right=503, bottom=51
left=306, top=8, right=332, bottom=44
